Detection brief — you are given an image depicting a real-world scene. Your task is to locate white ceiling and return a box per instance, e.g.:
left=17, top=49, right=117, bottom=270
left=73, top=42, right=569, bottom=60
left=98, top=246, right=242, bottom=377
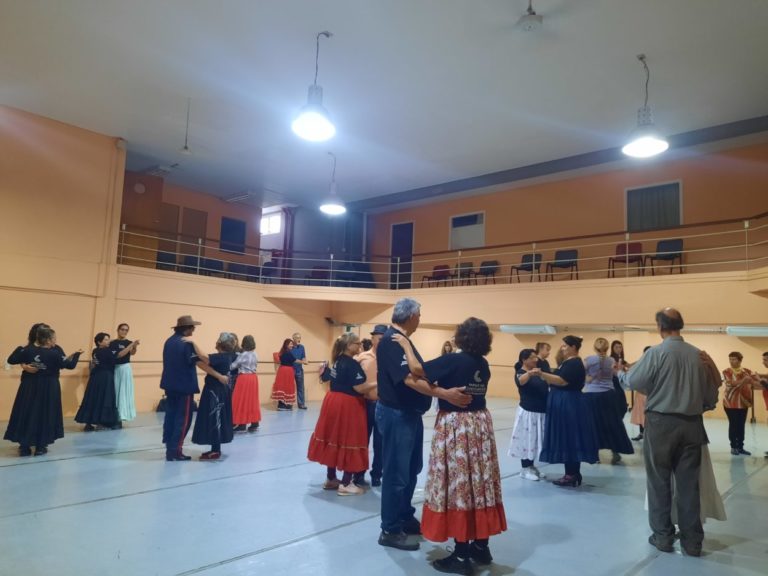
left=2, top=0, right=767, bottom=210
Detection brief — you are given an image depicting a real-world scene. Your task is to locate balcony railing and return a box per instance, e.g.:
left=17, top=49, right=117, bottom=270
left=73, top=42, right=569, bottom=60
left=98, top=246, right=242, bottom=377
left=116, top=210, right=768, bottom=290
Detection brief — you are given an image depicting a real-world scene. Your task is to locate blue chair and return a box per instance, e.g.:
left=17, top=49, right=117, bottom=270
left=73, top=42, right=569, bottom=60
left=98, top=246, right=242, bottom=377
left=260, top=261, right=278, bottom=284
left=228, top=262, right=248, bottom=280
left=246, top=265, right=262, bottom=282
left=645, top=239, right=683, bottom=275
left=181, top=255, right=200, bottom=274
left=510, top=253, right=542, bottom=282
left=304, top=266, right=330, bottom=286
left=545, top=250, right=579, bottom=281
left=476, top=260, right=500, bottom=284
left=200, top=258, right=224, bottom=276
left=156, top=251, right=177, bottom=272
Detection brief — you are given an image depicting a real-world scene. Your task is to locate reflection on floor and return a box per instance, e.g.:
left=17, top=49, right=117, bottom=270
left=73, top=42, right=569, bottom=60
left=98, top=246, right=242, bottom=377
left=1, top=398, right=766, bottom=576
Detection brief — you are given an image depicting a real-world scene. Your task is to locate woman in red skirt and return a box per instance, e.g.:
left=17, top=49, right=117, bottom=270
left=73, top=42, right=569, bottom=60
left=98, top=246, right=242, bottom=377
left=271, top=338, right=297, bottom=410
left=395, top=317, right=506, bottom=574
left=231, top=335, right=261, bottom=432
left=307, top=332, right=375, bottom=496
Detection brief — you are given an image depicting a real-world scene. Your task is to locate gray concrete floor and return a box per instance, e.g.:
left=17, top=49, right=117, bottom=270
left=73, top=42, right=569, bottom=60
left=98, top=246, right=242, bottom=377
left=1, top=398, right=766, bottom=576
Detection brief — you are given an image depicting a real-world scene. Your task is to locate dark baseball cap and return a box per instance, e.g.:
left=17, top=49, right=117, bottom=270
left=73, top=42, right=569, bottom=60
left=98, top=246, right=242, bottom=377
left=371, top=324, right=388, bottom=335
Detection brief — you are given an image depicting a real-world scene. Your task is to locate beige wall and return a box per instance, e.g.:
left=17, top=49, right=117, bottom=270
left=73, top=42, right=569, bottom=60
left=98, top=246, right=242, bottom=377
left=1, top=105, right=767, bottom=426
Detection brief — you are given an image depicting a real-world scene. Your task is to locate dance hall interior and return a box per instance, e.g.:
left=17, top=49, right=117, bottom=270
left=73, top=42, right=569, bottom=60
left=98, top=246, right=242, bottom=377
left=1, top=2, right=767, bottom=575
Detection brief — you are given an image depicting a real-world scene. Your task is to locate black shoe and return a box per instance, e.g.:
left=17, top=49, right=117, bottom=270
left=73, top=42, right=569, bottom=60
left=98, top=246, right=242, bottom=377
left=84, top=424, right=95, bottom=432
left=738, top=448, right=751, bottom=456
left=298, top=404, right=308, bottom=410
left=378, top=531, right=419, bottom=551
left=648, top=534, right=674, bottom=553
left=34, top=446, right=48, bottom=456
left=19, top=446, right=32, bottom=457
left=166, top=453, right=192, bottom=461
left=354, top=476, right=370, bottom=489
left=247, top=423, right=259, bottom=433
left=681, top=543, right=702, bottom=557
left=469, top=542, right=493, bottom=564
left=233, top=424, right=246, bottom=432
left=432, top=550, right=472, bottom=575
left=631, top=434, right=643, bottom=441
left=730, top=448, right=740, bottom=455
left=371, top=477, right=382, bottom=487
left=403, top=517, right=422, bottom=535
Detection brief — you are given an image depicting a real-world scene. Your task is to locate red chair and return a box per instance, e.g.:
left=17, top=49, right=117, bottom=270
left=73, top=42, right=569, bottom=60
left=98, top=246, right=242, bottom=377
left=421, top=264, right=452, bottom=287
left=608, top=243, right=644, bottom=277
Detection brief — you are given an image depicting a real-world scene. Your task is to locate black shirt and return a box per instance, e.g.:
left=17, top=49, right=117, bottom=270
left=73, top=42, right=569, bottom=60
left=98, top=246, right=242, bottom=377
left=91, top=347, right=117, bottom=375
left=376, top=327, right=430, bottom=414
left=110, top=339, right=132, bottom=365
left=206, top=352, right=237, bottom=387
left=321, top=354, right=366, bottom=397
left=537, top=358, right=552, bottom=373
left=555, top=357, right=586, bottom=392
left=279, top=351, right=295, bottom=366
left=515, top=368, right=548, bottom=413
left=423, top=352, right=490, bottom=412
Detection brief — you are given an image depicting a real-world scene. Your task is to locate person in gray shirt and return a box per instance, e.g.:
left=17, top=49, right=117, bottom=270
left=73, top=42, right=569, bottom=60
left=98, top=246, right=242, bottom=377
left=627, top=307, right=720, bottom=557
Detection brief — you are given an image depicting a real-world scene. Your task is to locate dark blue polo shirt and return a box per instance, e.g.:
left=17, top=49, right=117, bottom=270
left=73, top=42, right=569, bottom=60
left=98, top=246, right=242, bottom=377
left=160, top=333, right=199, bottom=394
left=321, top=354, right=366, bottom=397
left=376, top=327, right=430, bottom=414
left=423, top=352, right=490, bottom=412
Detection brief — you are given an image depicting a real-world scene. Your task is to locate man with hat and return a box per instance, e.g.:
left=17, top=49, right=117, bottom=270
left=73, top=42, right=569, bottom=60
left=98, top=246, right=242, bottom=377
left=161, top=315, right=227, bottom=461
left=353, top=323, right=388, bottom=487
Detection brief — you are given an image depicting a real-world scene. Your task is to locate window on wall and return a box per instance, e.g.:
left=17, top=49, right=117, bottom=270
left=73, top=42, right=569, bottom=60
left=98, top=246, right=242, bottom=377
left=260, top=212, right=282, bottom=236
left=626, top=182, right=681, bottom=232
left=220, top=217, right=246, bottom=254
left=450, top=212, right=485, bottom=250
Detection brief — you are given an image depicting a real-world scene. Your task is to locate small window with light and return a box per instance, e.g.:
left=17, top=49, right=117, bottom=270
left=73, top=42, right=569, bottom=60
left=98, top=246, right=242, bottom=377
left=260, top=212, right=282, bottom=236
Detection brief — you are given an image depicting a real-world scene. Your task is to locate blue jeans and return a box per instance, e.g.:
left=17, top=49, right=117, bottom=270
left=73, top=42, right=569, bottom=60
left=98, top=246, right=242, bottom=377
left=376, top=402, right=423, bottom=533
left=295, top=370, right=305, bottom=407
left=366, top=400, right=383, bottom=480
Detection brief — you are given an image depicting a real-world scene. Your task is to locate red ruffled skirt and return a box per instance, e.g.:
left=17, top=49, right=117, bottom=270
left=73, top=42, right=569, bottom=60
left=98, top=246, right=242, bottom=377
left=271, top=366, right=296, bottom=403
left=422, top=409, right=507, bottom=543
left=231, top=373, right=261, bottom=424
left=307, top=391, right=368, bottom=473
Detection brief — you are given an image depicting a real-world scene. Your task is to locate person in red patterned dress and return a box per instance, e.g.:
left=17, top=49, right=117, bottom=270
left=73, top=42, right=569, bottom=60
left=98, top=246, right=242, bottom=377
left=722, top=351, right=761, bottom=456
left=394, top=317, right=506, bottom=575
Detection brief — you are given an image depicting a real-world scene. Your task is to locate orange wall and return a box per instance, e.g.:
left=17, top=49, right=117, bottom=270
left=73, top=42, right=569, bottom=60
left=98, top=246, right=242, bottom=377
left=368, top=142, right=768, bottom=258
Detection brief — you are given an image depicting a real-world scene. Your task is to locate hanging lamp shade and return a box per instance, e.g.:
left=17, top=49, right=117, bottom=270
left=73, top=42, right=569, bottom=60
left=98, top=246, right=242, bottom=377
left=622, top=55, right=668, bottom=159
left=292, top=85, right=336, bottom=142
left=319, top=153, right=346, bottom=215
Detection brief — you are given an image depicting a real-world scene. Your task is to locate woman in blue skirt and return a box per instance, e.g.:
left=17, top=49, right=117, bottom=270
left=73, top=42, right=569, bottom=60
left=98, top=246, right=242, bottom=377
left=538, top=335, right=599, bottom=487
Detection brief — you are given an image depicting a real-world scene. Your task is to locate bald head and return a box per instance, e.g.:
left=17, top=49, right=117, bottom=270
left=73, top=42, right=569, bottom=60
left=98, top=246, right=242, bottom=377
left=655, top=307, right=684, bottom=334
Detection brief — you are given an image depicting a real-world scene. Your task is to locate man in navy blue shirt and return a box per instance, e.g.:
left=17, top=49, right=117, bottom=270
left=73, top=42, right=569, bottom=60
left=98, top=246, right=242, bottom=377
left=161, top=315, right=227, bottom=461
left=291, top=332, right=308, bottom=409
left=376, top=298, right=471, bottom=551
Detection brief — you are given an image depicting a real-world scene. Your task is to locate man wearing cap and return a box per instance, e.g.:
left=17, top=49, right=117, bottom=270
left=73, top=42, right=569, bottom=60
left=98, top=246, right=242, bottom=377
left=353, top=323, right=388, bottom=487
left=161, top=315, right=227, bottom=461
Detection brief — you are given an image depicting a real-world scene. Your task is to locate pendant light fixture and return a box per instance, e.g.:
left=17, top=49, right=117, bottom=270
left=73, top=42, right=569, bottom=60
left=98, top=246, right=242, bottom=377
left=319, top=152, right=346, bottom=215
left=180, top=97, right=192, bottom=155
left=622, top=54, right=669, bottom=158
left=292, top=31, right=336, bottom=142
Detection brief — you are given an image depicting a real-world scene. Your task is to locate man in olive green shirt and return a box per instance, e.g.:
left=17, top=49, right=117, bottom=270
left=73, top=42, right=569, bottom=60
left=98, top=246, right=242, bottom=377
left=627, top=307, right=720, bottom=557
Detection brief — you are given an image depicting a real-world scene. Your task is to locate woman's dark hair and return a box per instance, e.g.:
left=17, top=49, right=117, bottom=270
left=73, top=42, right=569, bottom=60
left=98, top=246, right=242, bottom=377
left=610, top=340, right=624, bottom=361
left=278, top=338, right=293, bottom=355
left=361, top=338, right=373, bottom=352
left=27, top=322, right=50, bottom=346
left=515, top=348, right=536, bottom=371
left=36, top=327, right=55, bottom=346
left=94, top=332, right=110, bottom=346
left=728, top=351, right=743, bottom=361
left=117, top=323, right=129, bottom=332
left=562, top=335, right=583, bottom=351
left=535, top=342, right=551, bottom=353
left=454, top=317, right=492, bottom=357
left=242, top=335, right=256, bottom=351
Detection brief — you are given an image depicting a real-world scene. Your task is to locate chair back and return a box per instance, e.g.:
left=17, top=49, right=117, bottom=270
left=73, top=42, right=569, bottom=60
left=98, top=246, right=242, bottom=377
left=553, top=249, right=578, bottom=266
left=433, top=264, right=451, bottom=279
left=616, top=242, right=642, bottom=257
left=656, top=239, right=683, bottom=257
left=479, top=260, right=499, bottom=274
left=455, top=262, right=473, bottom=278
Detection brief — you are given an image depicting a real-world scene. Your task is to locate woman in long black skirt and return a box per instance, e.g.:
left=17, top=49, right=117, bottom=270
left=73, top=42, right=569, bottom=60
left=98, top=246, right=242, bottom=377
left=75, top=332, right=136, bottom=431
left=538, top=335, right=599, bottom=487
left=192, top=333, right=236, bottom=460
left=5, top=324, right=83, bottom=456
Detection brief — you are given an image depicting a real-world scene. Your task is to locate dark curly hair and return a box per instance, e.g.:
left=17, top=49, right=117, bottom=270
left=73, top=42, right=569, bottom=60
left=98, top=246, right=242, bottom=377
left=454, top=317, right=492, bottom=357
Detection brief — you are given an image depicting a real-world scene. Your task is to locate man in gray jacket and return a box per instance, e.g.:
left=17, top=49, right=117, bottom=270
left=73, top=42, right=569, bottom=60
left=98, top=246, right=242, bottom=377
left=627, top=307, right=720, bottom=557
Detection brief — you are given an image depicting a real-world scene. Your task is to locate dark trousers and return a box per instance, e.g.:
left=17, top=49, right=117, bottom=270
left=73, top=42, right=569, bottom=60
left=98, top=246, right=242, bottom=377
left=295, top=371, right=305, bottom=407
left=366, top=400, right=383, bottom=480
left=162, top=392, right=193, bottom=457
left=376, top=402, right=423, bottom=534
left=644, top=411, right=705, bottom=548
left=724, top=407, right=747, bottom=450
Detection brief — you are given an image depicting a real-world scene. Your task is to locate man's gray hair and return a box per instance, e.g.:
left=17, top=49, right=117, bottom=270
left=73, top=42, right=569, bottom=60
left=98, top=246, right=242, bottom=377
left=392, top=298, right=421, bottom=324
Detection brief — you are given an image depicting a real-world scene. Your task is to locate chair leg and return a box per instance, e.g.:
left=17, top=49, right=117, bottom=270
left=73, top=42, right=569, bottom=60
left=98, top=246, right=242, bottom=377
left=575, top=264, right=579, bottom=280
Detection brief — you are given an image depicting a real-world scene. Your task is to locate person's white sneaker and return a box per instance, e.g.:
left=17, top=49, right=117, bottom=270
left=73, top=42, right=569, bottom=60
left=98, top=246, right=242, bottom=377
left=520, top=468, right=540, bottom=481
left=531, top=466, right=546, bottom=480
